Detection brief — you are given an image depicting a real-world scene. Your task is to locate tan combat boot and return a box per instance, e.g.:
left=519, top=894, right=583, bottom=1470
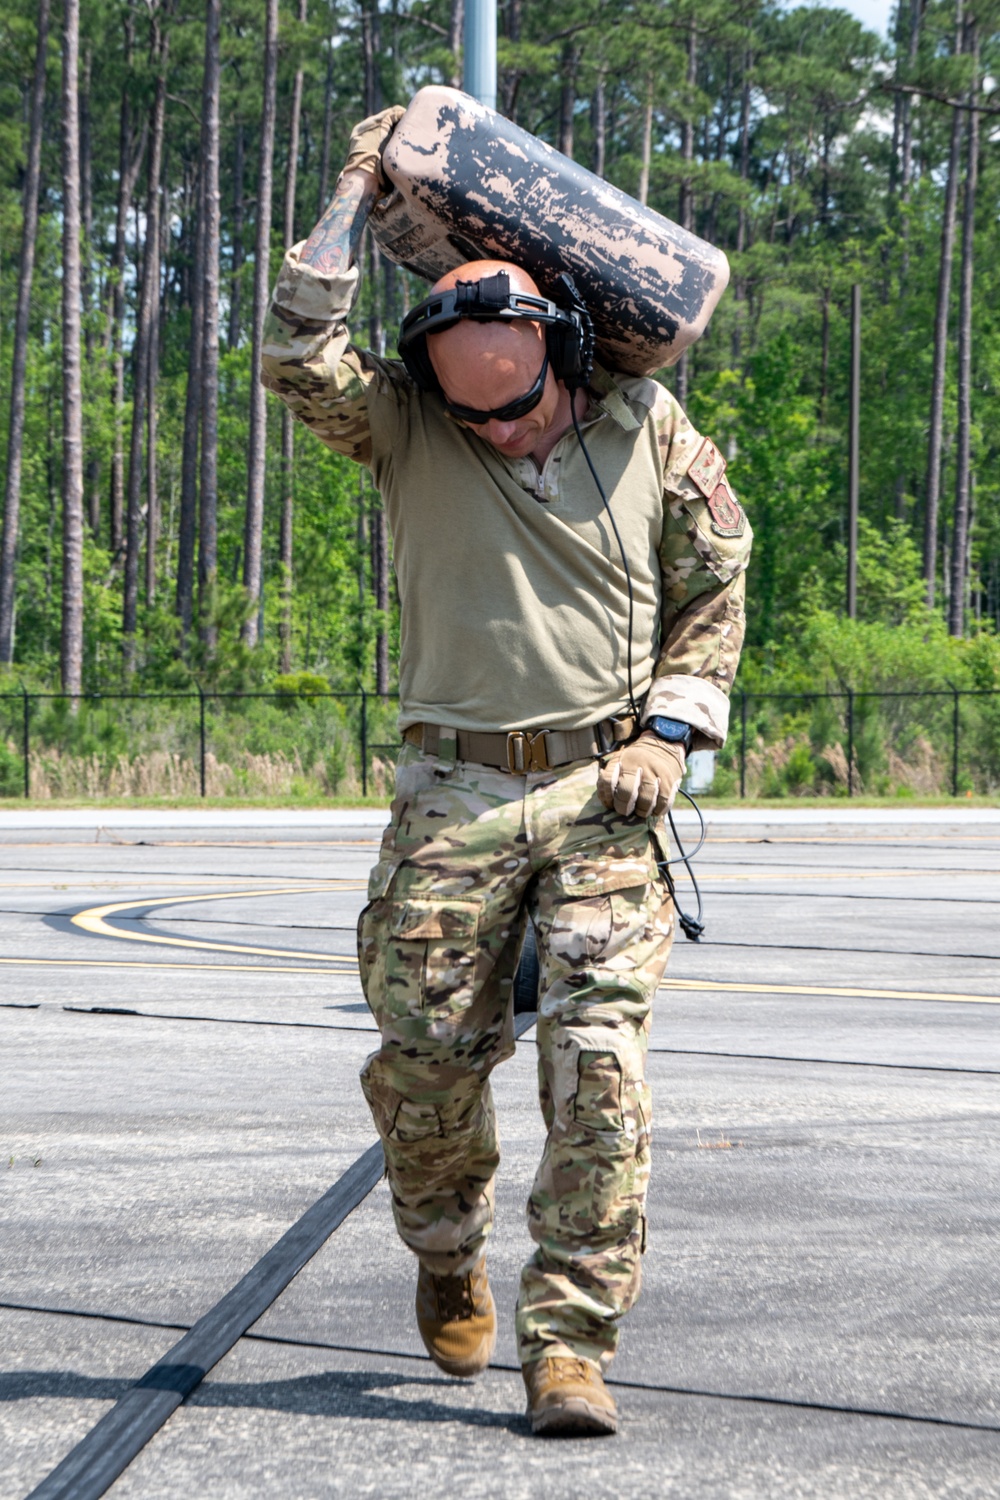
left=522, top=1356, right=618, bottom=1437
left=415, top=1255, right=497, bottom=1377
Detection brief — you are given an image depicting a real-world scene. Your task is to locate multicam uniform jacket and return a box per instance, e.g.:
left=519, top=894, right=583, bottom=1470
left=261, top=247, right=752, bottom=748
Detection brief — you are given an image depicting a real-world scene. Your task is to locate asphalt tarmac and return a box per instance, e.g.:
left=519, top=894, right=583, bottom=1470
left=2, top=807, right=999, bottom=1498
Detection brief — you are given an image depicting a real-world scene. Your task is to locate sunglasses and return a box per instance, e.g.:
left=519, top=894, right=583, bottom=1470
left=443, top=352, right=550, bottom=426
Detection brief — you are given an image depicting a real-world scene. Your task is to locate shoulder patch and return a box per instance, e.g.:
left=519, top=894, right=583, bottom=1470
left=687, top=437, right=727, bottom=498
left=706, top=481, right=746, bottom=538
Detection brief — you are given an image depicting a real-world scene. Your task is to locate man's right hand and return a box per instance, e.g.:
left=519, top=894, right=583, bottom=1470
left=343, top=104, right=406, bottom=190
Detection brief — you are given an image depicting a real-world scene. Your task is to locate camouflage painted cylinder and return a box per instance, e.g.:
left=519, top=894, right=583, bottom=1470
left=370, top=85, right=730, bottom=376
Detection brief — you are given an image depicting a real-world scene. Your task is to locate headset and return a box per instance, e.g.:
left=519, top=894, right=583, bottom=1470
left=398, top=270, right=595, bottom=398
left=398, top=268, right=706, bottom=946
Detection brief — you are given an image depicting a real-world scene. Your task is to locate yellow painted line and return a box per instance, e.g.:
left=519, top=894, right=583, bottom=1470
left=661, top=978, right=1000, bottom=1006
left=0, top=878, right=250, bottom=889
left=70, top=886, right=363, bottom=964
left=700, top=869, right=1000, bottom=881
left=0, top=959, right=338, bottom=972
left=713, top=835, right=1000, bottom=844
left=53, top=886, right=1000, bottom=1004
left=0, top=877, right=369, bottom=891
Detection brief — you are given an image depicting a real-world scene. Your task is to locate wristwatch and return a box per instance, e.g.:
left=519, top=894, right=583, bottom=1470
left=646, top=715, right=694, bottom=753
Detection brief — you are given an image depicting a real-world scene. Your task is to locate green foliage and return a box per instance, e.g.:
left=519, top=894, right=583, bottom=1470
left=272, top=670, right=332, bottom=702
left=1, top=0, right=998, bottom=777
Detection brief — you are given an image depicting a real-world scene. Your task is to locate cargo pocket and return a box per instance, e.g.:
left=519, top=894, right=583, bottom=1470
left=360, top=1052, right=443, bottom=1143
left=543, top=1048, right=639, bottom=1243
left=573, top=1050, right=625, bottom=1133
left=386, top=898, right=481, bottom=1017
left=547, top=854, right=655, bottom=967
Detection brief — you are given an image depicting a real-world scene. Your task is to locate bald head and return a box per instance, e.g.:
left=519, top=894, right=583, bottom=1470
left=426, top=260, right=547, bottom=405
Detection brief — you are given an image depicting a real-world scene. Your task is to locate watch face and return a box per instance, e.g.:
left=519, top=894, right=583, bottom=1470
left=651, top=716, right=692, bottom=745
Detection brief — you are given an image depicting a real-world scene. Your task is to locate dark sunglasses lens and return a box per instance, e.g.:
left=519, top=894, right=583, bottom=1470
left=446, top=354, right=548, bottom=425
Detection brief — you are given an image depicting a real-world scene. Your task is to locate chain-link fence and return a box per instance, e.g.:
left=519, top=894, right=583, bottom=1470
left=1, top=686, right=998, bottom=800
left=0, top=689, right=399, bottom=801
left=722, top=688, right=1000, bottom=799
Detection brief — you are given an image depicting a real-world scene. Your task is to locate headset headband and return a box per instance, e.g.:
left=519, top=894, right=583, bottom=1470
left=398, top=270, right=594, bottom=395
left=400, top=271, right=576, bottom=346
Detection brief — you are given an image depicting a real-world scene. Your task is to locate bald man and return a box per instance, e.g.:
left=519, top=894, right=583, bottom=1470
left=263, top=107, right=751, bottom=1437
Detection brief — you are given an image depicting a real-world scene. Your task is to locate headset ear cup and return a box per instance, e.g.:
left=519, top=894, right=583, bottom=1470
left=546, top=311, right=591, bottom=389
left=545, top=322, right=573, bottom=385
left=400, top=332, right=440, bottom=393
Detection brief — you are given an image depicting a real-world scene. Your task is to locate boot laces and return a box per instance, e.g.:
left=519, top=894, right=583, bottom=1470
left=435, top=1271, right=475, bottom=1322
left=548, top=1357, right=594, bottom=1383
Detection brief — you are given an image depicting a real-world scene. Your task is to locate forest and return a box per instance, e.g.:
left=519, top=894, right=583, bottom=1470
left=1, top=0, right=999, bottom=797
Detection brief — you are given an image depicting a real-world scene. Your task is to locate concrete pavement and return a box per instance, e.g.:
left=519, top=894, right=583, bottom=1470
left=2, top=808, right=998, bottom=1497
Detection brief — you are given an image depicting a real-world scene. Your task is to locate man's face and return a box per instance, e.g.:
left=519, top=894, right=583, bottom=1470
left=428, top=319, right=562, bottom=459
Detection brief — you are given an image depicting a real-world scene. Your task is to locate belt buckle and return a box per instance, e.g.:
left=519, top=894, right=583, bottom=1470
left=505, top=730, right=550, bottom=774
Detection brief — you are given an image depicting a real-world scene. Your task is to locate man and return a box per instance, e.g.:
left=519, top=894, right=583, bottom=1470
left=262, top=106, right=751, bottom=1437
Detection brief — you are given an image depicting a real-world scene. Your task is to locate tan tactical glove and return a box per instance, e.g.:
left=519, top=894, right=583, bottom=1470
left=343, top=104, right=406, bottom=188
left=596, top=732, right=686, bottom=819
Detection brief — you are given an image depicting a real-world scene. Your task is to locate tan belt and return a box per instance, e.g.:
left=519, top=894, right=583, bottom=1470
left=403, top=717, right=636, bottom=774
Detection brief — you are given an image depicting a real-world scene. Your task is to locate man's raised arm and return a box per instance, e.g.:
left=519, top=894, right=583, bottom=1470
left=260, top=105, right=404, bottom=465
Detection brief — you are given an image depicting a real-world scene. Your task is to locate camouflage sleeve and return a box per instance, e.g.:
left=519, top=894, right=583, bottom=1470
left=646, top=386, right=753, bottom=750
left=260, top=244, right=406, bottom=466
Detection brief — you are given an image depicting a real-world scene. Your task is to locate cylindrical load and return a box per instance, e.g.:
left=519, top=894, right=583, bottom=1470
left=370, top=86, right=730, bottom=377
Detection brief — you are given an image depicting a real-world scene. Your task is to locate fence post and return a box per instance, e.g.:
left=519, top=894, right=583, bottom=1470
left=21, top=686, right=30, bottom=799
left=952, top=686, right=960, bottom=797
left=740, top=691, right=747, bottom=800
left=198, top=686, right=207, bottom=798
left=847, top=689, right=854, bottom=798
left=360, top=690, right=369, bottom=798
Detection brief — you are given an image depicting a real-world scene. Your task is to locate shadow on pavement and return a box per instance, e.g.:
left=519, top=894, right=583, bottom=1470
left=0, top=1367, right=531, bottom=1435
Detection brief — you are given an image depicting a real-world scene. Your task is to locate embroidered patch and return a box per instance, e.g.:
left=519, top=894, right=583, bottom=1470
left=707, top=482, right=746, bottom=538
left=687, top=437, right=727, bottom=499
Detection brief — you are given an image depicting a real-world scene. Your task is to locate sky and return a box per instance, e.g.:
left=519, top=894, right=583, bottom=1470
left=787, top=0, right=895, bottom=36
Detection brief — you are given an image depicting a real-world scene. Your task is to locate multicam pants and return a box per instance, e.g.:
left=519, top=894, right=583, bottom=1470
left=357, top=742, right=675, bottom=1370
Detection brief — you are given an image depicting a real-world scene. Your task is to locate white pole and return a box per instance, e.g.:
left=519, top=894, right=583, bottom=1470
left=463, top=0, right=497, bottom=110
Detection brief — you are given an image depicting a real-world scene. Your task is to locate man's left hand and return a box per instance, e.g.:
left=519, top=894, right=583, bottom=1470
left=596, top=732, right=686, bottom=819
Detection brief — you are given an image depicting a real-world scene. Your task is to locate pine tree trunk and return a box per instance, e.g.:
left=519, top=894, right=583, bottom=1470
left=123, top=14, right=169, bottom=670
left=676, top=21, right=697, bottom=411
left=899, top=0, right=925, bottom=278
left=80, top=46, right=94, bottom=369
left=558, top=44, right=577, bottom=159
left=362, top=0, right=381, bottom=115
left=318, top=39, right=333, bottom=213
left=197, top=0, right=222, bottom=650
left=79, top=44, right=94, bottom=352
left=61, top=0, right=85, bottom=698
left=591, top=73, right=606, bottom=178
left=242, top=0, right=278, bottom=645
left=228, top=121, right=245, bottom=349
left=280, top=0, right=306, bottom=675
left=80, top=43, right=105, bottom=541
left=176, top=166, right=205, bottom=637
left=949, top=21, right=978, bottom=637
left=448, top=0, right=463, bottom=88
left=678, top=20, right=697, bottom=230
left=501, top=0, right=522, bottom=120
left=108, top=7, right=138, bottom=558
left=637, top=77, right=653, bottom=206
left=923, top=3, right=964, bottom=608
left=0, top=0, right=50, bottom=665
left=146, top=237, right=161, bottom=607
left=731, top=50, right=751, bottom=365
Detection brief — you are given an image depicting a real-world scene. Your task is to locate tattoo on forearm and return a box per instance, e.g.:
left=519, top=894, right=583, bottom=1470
left=300, top=174, right=378, bottom=276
